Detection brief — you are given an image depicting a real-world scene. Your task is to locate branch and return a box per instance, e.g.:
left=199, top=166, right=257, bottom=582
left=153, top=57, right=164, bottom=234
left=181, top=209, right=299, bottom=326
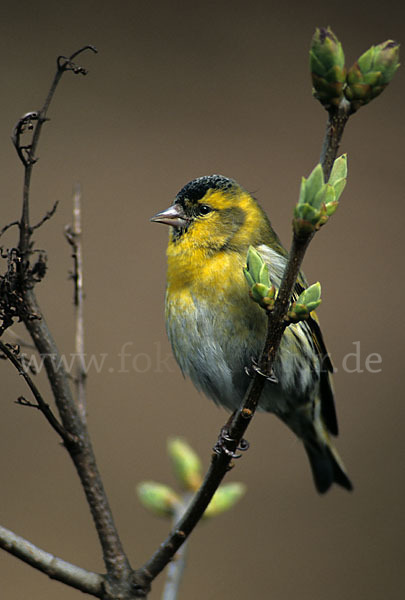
left=10, top=46, right=135, bottom=586
left=65, top=184, right=87, bottom=422
left=160, top=496, right=191, bottom=600
left=0, top=524, right=103, bottom=596
left=138, top=111, right=348, bottom=587
left=0, top=220, right=19, bottom=239
left=160, top=540, right=188, bottom=600
left=320, top=103, right=351, bottom=180
left=15, top=46, right=97, bottom=260
left=31, top=200, right=59, bottom=231
left=0, top=339, right=75, bottom=445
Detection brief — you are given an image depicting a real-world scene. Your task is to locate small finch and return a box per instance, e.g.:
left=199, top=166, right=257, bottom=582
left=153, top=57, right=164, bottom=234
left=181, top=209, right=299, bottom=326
left=152, top=175, right=352, bottom=493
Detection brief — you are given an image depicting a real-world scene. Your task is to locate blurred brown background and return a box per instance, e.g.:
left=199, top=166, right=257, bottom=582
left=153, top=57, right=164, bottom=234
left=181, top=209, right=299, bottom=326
left=0, top=1, right=404, bottom=598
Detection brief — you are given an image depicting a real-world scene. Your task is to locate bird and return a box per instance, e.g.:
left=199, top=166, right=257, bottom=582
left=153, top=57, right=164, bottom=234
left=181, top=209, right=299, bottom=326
left=151, top=174, right=352, bottom=493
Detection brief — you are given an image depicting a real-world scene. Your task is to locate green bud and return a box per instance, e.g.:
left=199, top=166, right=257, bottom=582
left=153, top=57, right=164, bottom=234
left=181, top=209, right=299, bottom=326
left=321, top=154, right=347, bottom=222
left=304, top=163, right=325, bottom=200
left=296, top=282, right=322, bottom=312
left=345, top=40, right=400, bottom=111
left=358, top=40, right=400, bottom=84
left=204, top=483, right=246, bottom=519
left=245, top=246, right=265, bottom=283
left=297, top=163, right=326, bottom=217
left=294, top=163, right=329, bottom=233
left=310, top=27, right=346, bottom=108
left=251, top=283, right=270, bottom=302
left=244, top=247, right=276, bottom=309
left=325, top=200, right=339, bottom=217
left=250, top=283, right=276, bottom=309
left=288, top=283, right=322, bottom=321
left=294, top=203, right=322, bottom=225
left=167, top=438, right=203, bottom=491
left=294, top=156, right=348, bottom=233
left=328, top=154, right=347, bottom=190
left=137, top=482, right=180, bottom=518
left=288, top=303, right=311, bottom=322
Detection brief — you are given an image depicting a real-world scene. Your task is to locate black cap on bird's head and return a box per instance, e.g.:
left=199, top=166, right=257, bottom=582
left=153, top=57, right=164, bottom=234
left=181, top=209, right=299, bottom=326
left=150, top=174, right=239, bottom=230
left=175, top=175, right=237, bottom=204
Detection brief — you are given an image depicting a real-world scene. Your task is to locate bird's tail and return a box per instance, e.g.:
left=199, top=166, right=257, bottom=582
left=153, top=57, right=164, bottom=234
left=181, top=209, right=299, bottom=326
left=304, top=438, right=353, bottom=494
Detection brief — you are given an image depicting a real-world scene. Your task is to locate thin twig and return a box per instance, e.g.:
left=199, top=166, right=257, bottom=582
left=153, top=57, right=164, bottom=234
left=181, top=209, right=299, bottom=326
left=65, top=184, right=87, bottom=422
left=320, top=102, right=351, bottom=180
left=0, top=220, right=19, bottom=239
left=161, top=496, right=192, bottom=600
left=16, top=46, right=97, bottom=261
left=0, top=340, right=76, bottom=445
left=31, top=200, right=59, bottom=230
left=161, top=542, right=188, bottom=600
left=3, top=328, right=36, bottom=350
left=0, top=524, right=103, bottom=596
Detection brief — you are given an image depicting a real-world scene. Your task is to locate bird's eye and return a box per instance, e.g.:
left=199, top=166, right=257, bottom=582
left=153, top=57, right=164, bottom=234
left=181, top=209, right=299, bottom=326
left=198, top=204, right=212, bottom=216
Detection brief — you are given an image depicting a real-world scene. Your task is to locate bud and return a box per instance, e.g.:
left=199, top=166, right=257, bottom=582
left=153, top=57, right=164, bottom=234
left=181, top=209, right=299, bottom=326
left=345, top=40, right=400, bottom=111
left=327, top=154, right=347, bottom=202
left=294, top=156, right=347, bottom=234
left=303, top=163, right=325, bottom=208
left=288, top=282, right=322, bottom=322
left=137, top=482, right=180, bottom=517
left=298, top=282, right=322, bottom=312
left=244, top=246, right=269, bottom=285
left=244, top=247, right=275, bottom=309
left=310, top=27, right=346, bottom=108
left=203, top=483, right=246, bottom=519
left=250, top=283, right=270, bottom=303
left=167, top=438, right=203, bottom=491
left=293, top=164, right=325, bottom=234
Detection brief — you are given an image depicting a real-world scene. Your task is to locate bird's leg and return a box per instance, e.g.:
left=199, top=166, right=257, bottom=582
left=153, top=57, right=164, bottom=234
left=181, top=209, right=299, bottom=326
left=213, top=410, right=250, bottom=459
left=245, top=356, right=279, bottom=384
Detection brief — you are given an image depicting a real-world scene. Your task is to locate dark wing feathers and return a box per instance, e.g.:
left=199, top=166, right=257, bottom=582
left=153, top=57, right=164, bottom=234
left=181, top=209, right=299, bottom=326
left=294, top=280, right=338, bottom=436
left=307, top=315, right=338, bottom=436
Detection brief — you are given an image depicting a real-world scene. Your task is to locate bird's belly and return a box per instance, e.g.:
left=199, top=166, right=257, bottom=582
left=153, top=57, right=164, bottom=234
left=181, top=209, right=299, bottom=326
left=166, top=290, right=320, bottom=415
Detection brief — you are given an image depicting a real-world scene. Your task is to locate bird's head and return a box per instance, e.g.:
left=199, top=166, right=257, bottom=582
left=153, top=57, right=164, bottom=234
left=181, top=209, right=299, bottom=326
left=151, top=175, right=280, bottom=256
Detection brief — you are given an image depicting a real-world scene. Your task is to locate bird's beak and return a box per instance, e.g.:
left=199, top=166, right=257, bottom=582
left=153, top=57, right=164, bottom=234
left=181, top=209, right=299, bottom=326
left=150, top=204, right=188, bottom=229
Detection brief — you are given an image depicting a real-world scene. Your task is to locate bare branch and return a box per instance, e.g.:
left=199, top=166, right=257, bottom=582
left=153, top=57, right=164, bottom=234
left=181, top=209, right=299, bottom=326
left=0, top=340, right=76, bottom=445
left=16, top=45, right=97, bottom=259
left=7, top=46, right=134, bottom=584
left=320, top=104, right=350, bottom=179
left=11, top=111, right=39, bottom=168
left=65, top=184, right=87, bottom=422
left=57, top=45, right=98, bottom=74
left=0, top=524, right=103, bottom=596
left=0, top=220, right=19, bottom=239
left=31, top=200, right=59, bottom=231
left=161, top=499, right=191, bottom=600
left=3, top=328, right=36, bottom=350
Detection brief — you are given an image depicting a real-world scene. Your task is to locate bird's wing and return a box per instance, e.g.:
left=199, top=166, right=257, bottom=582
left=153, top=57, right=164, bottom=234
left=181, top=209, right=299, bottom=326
left=295, top=280, right=338, bottom=435
left=256, top=244, right=338, bottom=436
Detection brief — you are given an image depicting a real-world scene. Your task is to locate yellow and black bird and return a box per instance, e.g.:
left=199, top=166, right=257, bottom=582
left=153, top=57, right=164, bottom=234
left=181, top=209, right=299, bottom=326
left=152, top=174, right=352, bottom=493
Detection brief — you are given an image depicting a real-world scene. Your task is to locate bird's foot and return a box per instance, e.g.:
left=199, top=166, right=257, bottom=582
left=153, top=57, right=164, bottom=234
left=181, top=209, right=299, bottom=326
left=213, top=425, right=250, bottom=459
left=245, top=357, right=278, bottom=383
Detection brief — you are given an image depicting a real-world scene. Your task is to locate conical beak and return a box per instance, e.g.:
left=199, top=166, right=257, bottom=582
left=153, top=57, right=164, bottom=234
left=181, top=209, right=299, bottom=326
left=150, top=204, right=188, bottom=228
